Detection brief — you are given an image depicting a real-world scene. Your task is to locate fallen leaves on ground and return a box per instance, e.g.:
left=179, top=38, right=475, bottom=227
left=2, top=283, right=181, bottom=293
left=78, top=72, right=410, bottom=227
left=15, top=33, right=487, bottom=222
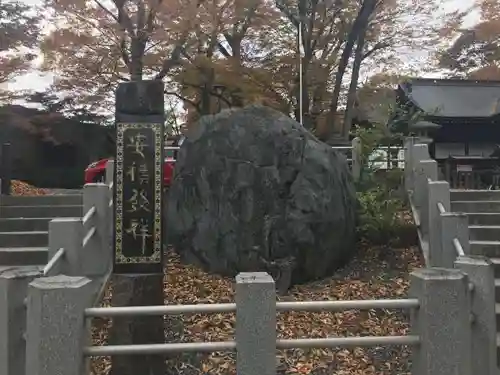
left=90, top=246, right=423, bottom=375
left=11, top=180, right=49, bottom=195
left=398, top=210, right=414, bottom=225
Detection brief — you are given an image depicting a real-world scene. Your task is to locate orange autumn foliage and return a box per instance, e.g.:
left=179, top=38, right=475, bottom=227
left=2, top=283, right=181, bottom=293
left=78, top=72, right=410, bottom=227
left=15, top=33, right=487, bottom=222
left=437, top=0, right=500, bottom=79
left=39, top=0, right=454, bottom=134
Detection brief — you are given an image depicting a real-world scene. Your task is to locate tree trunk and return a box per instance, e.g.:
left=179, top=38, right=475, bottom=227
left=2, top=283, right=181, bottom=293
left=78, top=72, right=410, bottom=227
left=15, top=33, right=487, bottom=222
left=228, top=35, right=245, bottom=107
left=343, top=29, right=367, bottom=137
left=294, top=12, right=315, bottom=129
left=199, top=42, right=217, bottom=115
left=326, top=0, right=377, bottom=141
left=294, top=59, right=312, bottom=129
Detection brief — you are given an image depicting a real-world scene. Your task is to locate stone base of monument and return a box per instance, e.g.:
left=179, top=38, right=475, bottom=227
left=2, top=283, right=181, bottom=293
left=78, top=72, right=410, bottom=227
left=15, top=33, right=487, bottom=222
left=108, top=274, right=165, bottom=375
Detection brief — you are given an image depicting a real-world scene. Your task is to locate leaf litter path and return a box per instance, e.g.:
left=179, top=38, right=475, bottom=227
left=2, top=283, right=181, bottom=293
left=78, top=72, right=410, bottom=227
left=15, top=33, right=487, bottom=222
left=11, top=180, right=49, bottom=195
left=90, top=246, right=423, bottom=375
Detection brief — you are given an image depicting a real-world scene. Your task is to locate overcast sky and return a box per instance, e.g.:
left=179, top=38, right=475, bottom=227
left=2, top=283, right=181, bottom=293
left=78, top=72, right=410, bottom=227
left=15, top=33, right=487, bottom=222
left=7, top=0, right=479, bottom=94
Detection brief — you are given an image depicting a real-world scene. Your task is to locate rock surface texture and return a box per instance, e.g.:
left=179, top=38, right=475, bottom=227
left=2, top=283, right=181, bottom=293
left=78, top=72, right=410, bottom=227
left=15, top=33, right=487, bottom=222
left=167, top=105, right=357, bottom=290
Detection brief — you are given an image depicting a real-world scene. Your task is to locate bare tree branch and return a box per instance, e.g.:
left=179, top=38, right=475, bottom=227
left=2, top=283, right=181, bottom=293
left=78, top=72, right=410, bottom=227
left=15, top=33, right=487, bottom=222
left=362, top=41, right=391, bottom=60
left=165, top=90, right=200, bottom=110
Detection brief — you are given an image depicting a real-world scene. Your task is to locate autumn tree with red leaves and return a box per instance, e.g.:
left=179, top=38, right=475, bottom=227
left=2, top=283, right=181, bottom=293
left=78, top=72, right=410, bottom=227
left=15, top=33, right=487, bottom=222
left=40, top=0, right=455, bottom=137
left=40, top=0, right=202, bottom=108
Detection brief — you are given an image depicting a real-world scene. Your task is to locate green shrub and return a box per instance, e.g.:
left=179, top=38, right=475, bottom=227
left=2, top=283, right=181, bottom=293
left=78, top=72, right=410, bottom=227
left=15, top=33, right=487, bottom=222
left=356, top=187, right=409, bottom=246
left=352, top=125, right=416, bottom=247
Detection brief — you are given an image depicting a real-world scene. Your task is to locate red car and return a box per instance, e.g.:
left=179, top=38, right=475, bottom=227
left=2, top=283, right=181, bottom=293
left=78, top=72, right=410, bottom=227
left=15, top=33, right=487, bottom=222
left=84, top=137, right=183, bottom=186
left=84, top=156, right=176, bottom=186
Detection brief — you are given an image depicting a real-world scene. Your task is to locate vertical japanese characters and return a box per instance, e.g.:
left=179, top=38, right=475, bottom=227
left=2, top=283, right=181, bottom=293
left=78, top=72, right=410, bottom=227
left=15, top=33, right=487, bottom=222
left=114, top=121, right=163, bottom=271
left=124, top=132, right=153, bottom=256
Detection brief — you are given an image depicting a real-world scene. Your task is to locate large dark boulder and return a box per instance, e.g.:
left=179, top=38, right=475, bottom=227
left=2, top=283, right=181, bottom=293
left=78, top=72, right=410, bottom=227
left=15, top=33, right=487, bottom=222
left=166, top=105, right=357, bottom=290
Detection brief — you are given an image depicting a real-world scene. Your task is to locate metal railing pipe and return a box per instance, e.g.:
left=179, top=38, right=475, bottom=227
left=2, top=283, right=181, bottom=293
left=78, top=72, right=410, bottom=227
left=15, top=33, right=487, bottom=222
left=85, top=303, right=237, bottom=317
left=85, top=299, right=419, bottom=318
left=453, top=238, right=466, bottom=257
left=82, top=206, right=96, bottom=225
left=82, top=227, right=96, bottom=247
left=276, top=298, right=419, bottom=312
left=276, top=335, right=420, bottom=349
left=83, top=341, right=237, bottom=356
left=83, top=335, right=419, bottom=357
left=42, top=247, right=65, bottom=276
left=161, top=148, right=405, bottom=167
left=154, top=158, right=403, bottom=166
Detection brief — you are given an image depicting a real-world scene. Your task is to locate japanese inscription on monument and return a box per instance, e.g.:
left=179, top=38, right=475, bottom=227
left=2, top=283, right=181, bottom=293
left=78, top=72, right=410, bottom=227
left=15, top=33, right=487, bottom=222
left=114, top=123, right=163, bottom=273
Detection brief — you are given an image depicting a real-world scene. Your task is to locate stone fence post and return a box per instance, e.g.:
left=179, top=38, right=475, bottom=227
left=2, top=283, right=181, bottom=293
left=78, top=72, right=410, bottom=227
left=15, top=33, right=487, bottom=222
left=47, top=218, right=83, bottom=276
left=410, top=144, right=430, bottom=207
left=404, top=137, right=418, bottom=192
left=409, top=143, right=432, bottom=192
left=454, top=256, right=497, bottom=375
left=440, top=212, right=470, bottom=264
left=410, top=268, right=472, bottom=375
left=24, top=275, right=94, bottom=375
left=47, top=184, right=111, bottom=278
left=236, top=272, right=276, bottom=375
left=414, top=159, right=438, bottom=241
left=0, top=267, right=41, bottom=375
left=105, top=159, right=114, bottom=186
left=351, top=137, right=362, bottom=182
left=82, top=183, right=111, bottom=277
left=427, top=180, right=451, bottom=267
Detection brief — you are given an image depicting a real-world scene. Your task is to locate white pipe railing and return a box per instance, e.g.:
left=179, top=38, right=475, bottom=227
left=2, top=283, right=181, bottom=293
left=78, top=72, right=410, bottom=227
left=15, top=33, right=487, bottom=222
left=42, top=247, right=65, bottom=276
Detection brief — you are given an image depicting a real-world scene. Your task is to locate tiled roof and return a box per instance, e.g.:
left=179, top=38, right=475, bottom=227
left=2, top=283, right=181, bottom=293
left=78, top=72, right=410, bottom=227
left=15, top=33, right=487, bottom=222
left=400, top=79, right=500, bottom=118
